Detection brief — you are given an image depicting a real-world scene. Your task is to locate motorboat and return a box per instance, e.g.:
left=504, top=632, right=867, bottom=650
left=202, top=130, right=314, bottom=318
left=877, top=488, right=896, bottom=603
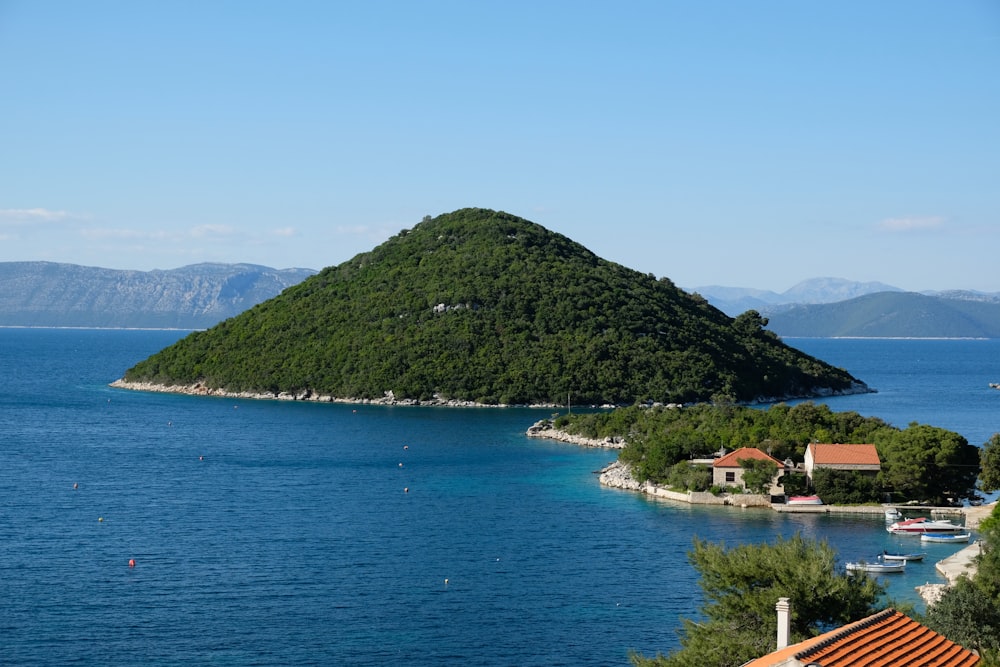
left=787, top=495, right=823, bottom=505
left=846, top=560, right=906, bottom=574
left=884, top=508, right=903, bottom=521
left=920, top=533, right=971, bottom=543
left=887, top=517, right=965, bottom=535
left=881, top=550, right=925, bottom=561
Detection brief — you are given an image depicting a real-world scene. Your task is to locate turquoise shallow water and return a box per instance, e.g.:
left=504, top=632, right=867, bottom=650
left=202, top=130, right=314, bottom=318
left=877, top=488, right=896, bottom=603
left=1, top=330, right=996, bottom=665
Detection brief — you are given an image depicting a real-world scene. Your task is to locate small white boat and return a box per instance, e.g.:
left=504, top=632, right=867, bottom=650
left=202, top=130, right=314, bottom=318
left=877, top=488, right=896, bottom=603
left=847, top=561, right=906, bottom=574
left=881, top=551, right=925, bottom=561
left=920, top=533, right=971, bottom=543
left=787, top=495, right=823, bottom=506
left=884, top=508, right=903, bottom=521
left=887, top=517, right=965, bottom=534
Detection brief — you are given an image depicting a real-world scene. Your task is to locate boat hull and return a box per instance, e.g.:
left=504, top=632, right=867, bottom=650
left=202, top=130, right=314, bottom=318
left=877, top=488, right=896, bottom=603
left=887, top=518, right=965, bottom=534
left=847, top=562, right=906, bottom=573
left=787, top=495, right=823, bottom=506
left=920, top=533, right=971, bottom=543
left=882, top=552, right=925, bottom=561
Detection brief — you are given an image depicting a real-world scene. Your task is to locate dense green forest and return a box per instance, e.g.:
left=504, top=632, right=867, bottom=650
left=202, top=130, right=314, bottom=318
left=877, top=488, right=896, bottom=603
left=123, top=208, right=865, bottom=405
left=556, top=402, right=981, bottom=504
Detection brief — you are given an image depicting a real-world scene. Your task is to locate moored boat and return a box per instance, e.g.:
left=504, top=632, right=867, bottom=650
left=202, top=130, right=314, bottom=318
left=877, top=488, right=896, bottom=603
left=847, top=560, right=906, bottom=574
left=920, top=533, right=971, bottom=543
left=884, top=508, right=903, bottom=521
left=787, top=495, right=823, bottom=506
left=887, top=517, right=965, bottom=535
left=881, top=550, right=925, bottom=561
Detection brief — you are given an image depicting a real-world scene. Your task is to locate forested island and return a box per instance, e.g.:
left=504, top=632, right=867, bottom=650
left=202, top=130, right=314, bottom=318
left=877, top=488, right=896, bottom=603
left=116, top=208, right=867, bottom=406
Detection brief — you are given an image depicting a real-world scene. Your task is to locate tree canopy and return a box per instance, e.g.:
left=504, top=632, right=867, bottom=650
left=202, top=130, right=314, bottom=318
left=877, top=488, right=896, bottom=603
left=630, top=534, right=884, bottom=667
left=980, top=434, right=1000, bottom=493
left=121, top=208, right=865, bottom=406
left=925, top=503, right=1000, bottom=665
left=557, top=402, right=981, bottom=503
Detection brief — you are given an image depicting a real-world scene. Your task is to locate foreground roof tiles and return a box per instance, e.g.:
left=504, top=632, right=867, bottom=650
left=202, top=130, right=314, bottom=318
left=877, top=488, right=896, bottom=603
left=745, top=608, right=979, bottom=667
left=713, top=447, right=784, bottom=468
left=808, top=443, right=881, bottom=466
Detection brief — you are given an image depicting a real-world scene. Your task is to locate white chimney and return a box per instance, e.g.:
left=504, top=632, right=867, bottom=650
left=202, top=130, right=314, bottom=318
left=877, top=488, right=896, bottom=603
left=776, top=597, right=791, bottom=649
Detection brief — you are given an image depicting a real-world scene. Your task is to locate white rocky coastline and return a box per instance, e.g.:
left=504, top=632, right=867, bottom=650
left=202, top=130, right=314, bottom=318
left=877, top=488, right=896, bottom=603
left=109, top=380, right=565, bottom=408
left=524, top=419, right=626, bottom=448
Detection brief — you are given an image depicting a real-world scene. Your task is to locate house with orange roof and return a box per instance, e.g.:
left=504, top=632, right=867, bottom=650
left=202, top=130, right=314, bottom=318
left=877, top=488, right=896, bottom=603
left=713, top=447, right=785, bottom=494
left=804, top=443, right=881, bottom=484
left=744, top=598, right=979, bottom=667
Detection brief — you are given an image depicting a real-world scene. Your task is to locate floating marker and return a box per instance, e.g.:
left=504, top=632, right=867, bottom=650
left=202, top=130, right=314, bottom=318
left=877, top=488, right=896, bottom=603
left=73, top=483, right=78, bottom=490
left=404, top=487, right=409, bottom=493
left=98, top=517, right=103, bottom=522
left=128, top=559, right=135, bottom=568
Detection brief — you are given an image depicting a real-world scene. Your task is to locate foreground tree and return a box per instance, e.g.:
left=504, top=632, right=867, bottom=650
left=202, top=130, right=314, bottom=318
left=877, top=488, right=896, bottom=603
left=980, top=433, right=1000, bottom=493
left=630, top=534, right=884, bottom=667
left=925, top=577, right=1000, bottom=659
left=925, top=503, right=1000, bottom=666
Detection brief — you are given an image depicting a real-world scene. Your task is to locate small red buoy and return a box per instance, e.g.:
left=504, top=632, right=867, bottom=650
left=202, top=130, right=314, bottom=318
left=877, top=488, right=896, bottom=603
left=128, top=559, right=135, bottom=568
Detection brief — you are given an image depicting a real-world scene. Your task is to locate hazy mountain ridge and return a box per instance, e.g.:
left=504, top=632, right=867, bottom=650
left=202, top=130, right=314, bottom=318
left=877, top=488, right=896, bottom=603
left=0, top=261, right=317, bottom=329
left=763, top=292, right=1000, bottom=338
left=690, top=277, right=906, bottom=315
left=692, top=278, right=1000, bottom=337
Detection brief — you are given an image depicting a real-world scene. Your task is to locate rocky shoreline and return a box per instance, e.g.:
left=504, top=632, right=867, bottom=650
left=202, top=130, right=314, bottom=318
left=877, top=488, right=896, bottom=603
left=525, top=420, right=626, bottom=448
left=109, top=380, right=566, bottom=409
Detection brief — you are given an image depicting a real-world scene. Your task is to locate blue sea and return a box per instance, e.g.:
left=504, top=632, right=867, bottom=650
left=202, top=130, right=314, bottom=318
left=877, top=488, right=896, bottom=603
left=2, top=330, right=999, bottom=665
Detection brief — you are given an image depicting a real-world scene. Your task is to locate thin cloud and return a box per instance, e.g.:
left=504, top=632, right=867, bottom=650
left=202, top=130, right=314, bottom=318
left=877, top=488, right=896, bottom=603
left=876, top=216, right=946, bottom=232
left=271, top=227, right=296, bottom=237
left=335, top=224, right=399, bottom=240
left=80, top=227, right=174, bottom=241
left=0, top=208, right=72, bottom=224
left=190, top=224, right=236, bottom=239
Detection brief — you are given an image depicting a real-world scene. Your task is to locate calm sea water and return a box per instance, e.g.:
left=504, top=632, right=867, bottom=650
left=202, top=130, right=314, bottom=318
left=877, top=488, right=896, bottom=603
left=1, top=330, right=998, bottom=665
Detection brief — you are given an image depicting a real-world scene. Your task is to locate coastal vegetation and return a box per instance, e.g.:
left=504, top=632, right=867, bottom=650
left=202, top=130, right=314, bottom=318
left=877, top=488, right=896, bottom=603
left=979, top=433, right=1000, bottom=493
left=925, top=503, right=1000, bottom=664
left=120, top=208, right=863, bottom=406
left=555, top=402, right=981, bottom=504
left=629, top=534, right=885, bottom=667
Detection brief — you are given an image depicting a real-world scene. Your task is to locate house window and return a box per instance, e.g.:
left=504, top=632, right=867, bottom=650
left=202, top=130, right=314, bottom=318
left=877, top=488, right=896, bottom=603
left=725, top=471, right=735, bottom=483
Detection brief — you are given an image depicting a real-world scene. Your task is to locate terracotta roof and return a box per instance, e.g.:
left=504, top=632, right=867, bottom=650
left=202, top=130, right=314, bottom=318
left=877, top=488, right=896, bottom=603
left=743, top=608, right=979, bottom=667
left=713, top=447, right=784, bottom=468
left=808, top=443, right=881, bottom=466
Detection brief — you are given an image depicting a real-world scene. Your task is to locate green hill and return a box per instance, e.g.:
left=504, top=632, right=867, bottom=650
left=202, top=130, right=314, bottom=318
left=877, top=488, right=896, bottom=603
left=765, top=292, right=1000, bottom=338
left=120, top=208, right=867, bottom=405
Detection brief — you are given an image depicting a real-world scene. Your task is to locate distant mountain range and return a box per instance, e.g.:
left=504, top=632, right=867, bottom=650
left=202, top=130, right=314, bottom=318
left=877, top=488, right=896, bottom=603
left=691, top=278, right=1000, bottom=338
left=2, top=263, right=997, bottom=338
left=0, top=262, right=317, bottom=329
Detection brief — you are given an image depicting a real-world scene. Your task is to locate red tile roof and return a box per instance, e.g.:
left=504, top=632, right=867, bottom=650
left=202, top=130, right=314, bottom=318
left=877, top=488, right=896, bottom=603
left=808, top=443, right=881, bottom=466
left=713, top=447, right=784, bottom=468
left=744, top=608, right=979, bottom=667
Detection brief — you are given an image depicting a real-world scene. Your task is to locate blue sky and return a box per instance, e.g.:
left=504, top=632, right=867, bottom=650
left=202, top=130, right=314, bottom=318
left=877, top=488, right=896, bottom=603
left=1, top=1, right=997, bottom=292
